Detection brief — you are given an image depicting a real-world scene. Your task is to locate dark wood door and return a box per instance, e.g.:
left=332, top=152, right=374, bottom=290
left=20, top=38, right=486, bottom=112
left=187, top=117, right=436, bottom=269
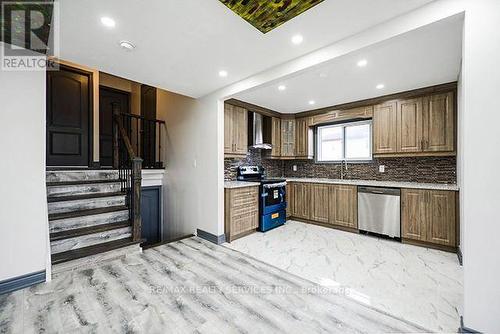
left=99, top=87, right=130, bottom=167
left=141, top=186, right=161, bottom=246
left=46, top=67, right=91, bottom=166
left=141, top=85, right=157, bottom=168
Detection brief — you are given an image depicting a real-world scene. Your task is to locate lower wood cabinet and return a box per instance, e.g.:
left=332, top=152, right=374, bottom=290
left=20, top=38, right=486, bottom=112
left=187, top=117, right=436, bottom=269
left=288, top=182, right=358, bottom=229
left=402, top=189, right=457, bottom=248
left=225, top=186, right=259, bottom=242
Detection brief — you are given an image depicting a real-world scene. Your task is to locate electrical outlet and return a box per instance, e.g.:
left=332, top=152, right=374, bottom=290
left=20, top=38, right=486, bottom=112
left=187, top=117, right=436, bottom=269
left=292, top=165, right=298, bottom=172
left=379, top=165, right=385, bottom=173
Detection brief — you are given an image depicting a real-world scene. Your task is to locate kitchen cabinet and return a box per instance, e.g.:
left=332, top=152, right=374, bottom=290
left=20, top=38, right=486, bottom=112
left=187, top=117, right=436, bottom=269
left=397, top=98, right=423, bottom=153
left=423, top=92, right=455, bottom=153
left=310, top=183, right=329, bottom=223
left=329, top=185, right=358, bottom=229
left=270, top=117, right=281, bottom=158
left=373, top=101, right=398, bottom=154
left=224, top=103, right=248, bottom=157
left=225, top=186, right=259, bottom=242
left=295, top=117, right=313, bottom=159
left=402, top=189, right=456, bottom=248
left=290, top=182, right=310, bottom=219
left=281, top=118, right=295, bottom=158
left=310, top=106, right=373, bottom=126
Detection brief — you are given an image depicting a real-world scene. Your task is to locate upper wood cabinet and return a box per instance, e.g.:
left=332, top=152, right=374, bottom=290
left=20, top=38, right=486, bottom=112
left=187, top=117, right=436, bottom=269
left=373, top=101, right=398, bottom=154
left=329, top=185, right=358, bottom=229
left=374, top=91, right=455, bottom=156
left=423, top=92, right=455, bottom=152
left=397, top=98, right=423, bottom=153
left=224, top=103, right=248, bottom=157
left=402, top=189, right=456, bottom=248
left=295, top=117, right=313, bottom=159
left=270, top=117, right=281, bottom=158
left=281, top=118, right=296, bottom=158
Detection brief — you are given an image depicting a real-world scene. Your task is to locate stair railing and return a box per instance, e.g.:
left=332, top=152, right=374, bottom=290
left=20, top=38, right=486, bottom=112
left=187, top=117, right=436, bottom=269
left=112, top=103, right=142, bottom=242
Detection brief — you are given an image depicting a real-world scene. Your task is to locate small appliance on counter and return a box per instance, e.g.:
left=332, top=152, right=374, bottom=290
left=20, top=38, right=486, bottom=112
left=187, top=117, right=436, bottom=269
left=237, top=166, right=286, bottom=232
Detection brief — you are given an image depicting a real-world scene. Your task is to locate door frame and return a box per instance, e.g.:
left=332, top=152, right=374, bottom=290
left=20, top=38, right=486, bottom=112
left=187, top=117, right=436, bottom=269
left=46, top=64, right=94, bottom=168
left=99, top=85, right=131, bottom=167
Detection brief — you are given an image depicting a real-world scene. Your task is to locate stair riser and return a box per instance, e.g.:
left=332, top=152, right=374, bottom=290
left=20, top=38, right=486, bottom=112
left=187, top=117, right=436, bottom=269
left=46, top=170, right=119, bottom=183
left=50, top=210, right=129, bottom=233
left=47, top=183, right=122, bottom=197
left=51, top=227, right=132, bottom=254
left=48, top=196, right=126, bottom=215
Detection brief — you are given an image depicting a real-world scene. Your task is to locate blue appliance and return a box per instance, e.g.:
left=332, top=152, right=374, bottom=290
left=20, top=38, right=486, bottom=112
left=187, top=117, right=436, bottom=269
left=237, top=166, right=287, bottom=232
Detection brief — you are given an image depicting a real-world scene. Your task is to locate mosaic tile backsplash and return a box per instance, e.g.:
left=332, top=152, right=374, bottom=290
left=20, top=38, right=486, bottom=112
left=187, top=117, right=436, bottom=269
left=225, top=149, right=456, bottom=184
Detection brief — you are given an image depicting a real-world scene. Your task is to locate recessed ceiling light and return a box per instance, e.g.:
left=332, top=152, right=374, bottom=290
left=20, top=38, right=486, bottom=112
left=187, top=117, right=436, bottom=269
left=291, top=34, right=303, bottom=45
left=357, top=59, right=368, bottom=67
left=308, top=100, right=316, bottom=105
left=100, top=17, right=116, bottom=28
left=376, top=84, right=385, bottom=89
left=119, top=41, right=135, bottom=51
left=278, top=85, right=286, bottom=91
left=219, top=70, right=228, bottom=78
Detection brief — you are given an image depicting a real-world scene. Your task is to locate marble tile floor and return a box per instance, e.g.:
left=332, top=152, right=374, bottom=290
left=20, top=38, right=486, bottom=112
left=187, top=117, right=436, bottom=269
left=0, top=237, right=428, bottom=333
left=224, top=220, right=463, bottom=333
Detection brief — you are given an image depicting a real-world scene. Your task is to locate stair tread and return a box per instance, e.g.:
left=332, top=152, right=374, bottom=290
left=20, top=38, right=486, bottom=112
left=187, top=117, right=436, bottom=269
left=47, top=192, right=126, bottom=203
left=51, top=238, right=143, bottom=265
left=46, top=179, right=123, bottom=187
left=50, top=221, right=131, bottom=241
left=49, top=206, right=128, bottom=221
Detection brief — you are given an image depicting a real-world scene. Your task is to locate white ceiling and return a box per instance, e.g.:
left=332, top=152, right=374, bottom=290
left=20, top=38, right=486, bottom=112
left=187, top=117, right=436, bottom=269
left=57, top=0, right=434, bottom=98
left=233, top=15, right=463, bottom=113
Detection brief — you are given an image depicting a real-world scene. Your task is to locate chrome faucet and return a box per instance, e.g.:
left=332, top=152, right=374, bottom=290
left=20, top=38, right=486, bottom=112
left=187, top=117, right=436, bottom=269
left=340, top=160, right=348, bottom=180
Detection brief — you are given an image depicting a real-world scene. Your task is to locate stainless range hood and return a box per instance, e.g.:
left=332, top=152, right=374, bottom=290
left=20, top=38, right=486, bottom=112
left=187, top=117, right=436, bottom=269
left=248, top=112, right=272, bottom=150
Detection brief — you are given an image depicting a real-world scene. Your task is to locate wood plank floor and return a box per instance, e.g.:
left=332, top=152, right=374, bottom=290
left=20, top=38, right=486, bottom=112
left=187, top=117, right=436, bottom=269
left=0, top=237, right=427, bottom=333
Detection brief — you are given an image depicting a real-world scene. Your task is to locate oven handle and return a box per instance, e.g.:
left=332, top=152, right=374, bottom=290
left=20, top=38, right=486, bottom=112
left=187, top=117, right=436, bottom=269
left=263, top=182, right=287, bottom=189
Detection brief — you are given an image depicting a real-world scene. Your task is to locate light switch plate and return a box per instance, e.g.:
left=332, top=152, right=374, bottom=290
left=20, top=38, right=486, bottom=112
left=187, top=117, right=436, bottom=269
left=379, top=165, right=385, bottom=173
left=292, top=165, right=298, bottom=172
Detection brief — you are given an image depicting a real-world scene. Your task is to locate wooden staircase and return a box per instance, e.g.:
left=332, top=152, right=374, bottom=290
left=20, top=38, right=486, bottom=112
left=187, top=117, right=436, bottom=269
left=46, top=170, right=142, bottom=265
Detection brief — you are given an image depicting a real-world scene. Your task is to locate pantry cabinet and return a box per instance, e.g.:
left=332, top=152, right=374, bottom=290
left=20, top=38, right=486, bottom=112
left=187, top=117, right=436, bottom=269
left=224, top=103, right=248, bottom=157
left=402, top=189, right=456, bottom=248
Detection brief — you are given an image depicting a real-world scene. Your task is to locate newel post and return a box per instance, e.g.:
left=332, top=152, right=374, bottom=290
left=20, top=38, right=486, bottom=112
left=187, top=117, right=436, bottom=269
left=131, top=157, right=143, bottom=242
left=112, top=104, right=120, bottom=169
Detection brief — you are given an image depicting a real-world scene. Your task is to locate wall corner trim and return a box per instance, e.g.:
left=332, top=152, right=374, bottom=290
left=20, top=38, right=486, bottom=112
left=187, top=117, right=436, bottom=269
left=0, top=271, right=46, bottom=295
left=196, top=229, right=226, bottom=245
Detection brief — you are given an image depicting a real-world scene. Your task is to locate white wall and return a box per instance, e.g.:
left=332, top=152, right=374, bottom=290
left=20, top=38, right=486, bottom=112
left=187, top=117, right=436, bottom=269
left=461, top=0, right=500, bottom=331
left=0, top=49, right=50, bottom=282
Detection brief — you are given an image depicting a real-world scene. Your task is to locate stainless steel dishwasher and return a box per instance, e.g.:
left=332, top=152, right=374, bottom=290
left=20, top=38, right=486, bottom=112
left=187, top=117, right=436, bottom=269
left=358, top=186, right=401, bottom=238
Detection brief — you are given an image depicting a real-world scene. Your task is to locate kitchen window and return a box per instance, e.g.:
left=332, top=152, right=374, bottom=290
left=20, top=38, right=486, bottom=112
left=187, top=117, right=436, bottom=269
left=316, top=120, right=372, bottom=162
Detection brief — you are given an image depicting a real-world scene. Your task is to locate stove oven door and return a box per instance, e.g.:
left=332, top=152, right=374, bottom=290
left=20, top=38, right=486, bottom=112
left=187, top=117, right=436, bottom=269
left=261, top=182, right=286, bottom=215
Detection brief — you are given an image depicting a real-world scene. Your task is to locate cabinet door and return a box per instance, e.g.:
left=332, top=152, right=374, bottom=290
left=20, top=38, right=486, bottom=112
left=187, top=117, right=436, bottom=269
left=329, top=185, right=357, bottom=228
left=427, top=190, right=456, bottom=247
left=397, top=98, right=423, bottom=153
left=401, top=189, right=427, bottom=241
left=423, top=92, right=455, bottom=152
left=295, top=117, right=308, bottom=157
left=286, top=182, right=292, bottom=218
left=373, top=101, right=398, bottom=154
left=281, top=119, right=295, bottom=157
left=292, top=182, right=310, bottom=219
left=224, top=104, right=234, bottom=154
left=233, top=106, right=248, bottom=155
left=271, top=117, right=281, bottom=158
left=310, top=184, right=329, bottom=223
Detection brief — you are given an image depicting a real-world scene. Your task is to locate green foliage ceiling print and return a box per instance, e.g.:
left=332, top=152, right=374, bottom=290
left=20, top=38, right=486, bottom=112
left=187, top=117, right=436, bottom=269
left=219, top=0, right=325, bottom=33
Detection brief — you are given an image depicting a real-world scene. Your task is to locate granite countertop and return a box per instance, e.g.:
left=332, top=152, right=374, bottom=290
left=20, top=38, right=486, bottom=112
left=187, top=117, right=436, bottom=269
left=224, top=181, right=261, bottom=189
left=286, top=178, right=459, bottom=191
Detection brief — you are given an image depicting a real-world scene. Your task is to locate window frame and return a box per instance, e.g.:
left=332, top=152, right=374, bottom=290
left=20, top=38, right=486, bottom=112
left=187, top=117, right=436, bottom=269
left=314, top=119, right=373, bottom=163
